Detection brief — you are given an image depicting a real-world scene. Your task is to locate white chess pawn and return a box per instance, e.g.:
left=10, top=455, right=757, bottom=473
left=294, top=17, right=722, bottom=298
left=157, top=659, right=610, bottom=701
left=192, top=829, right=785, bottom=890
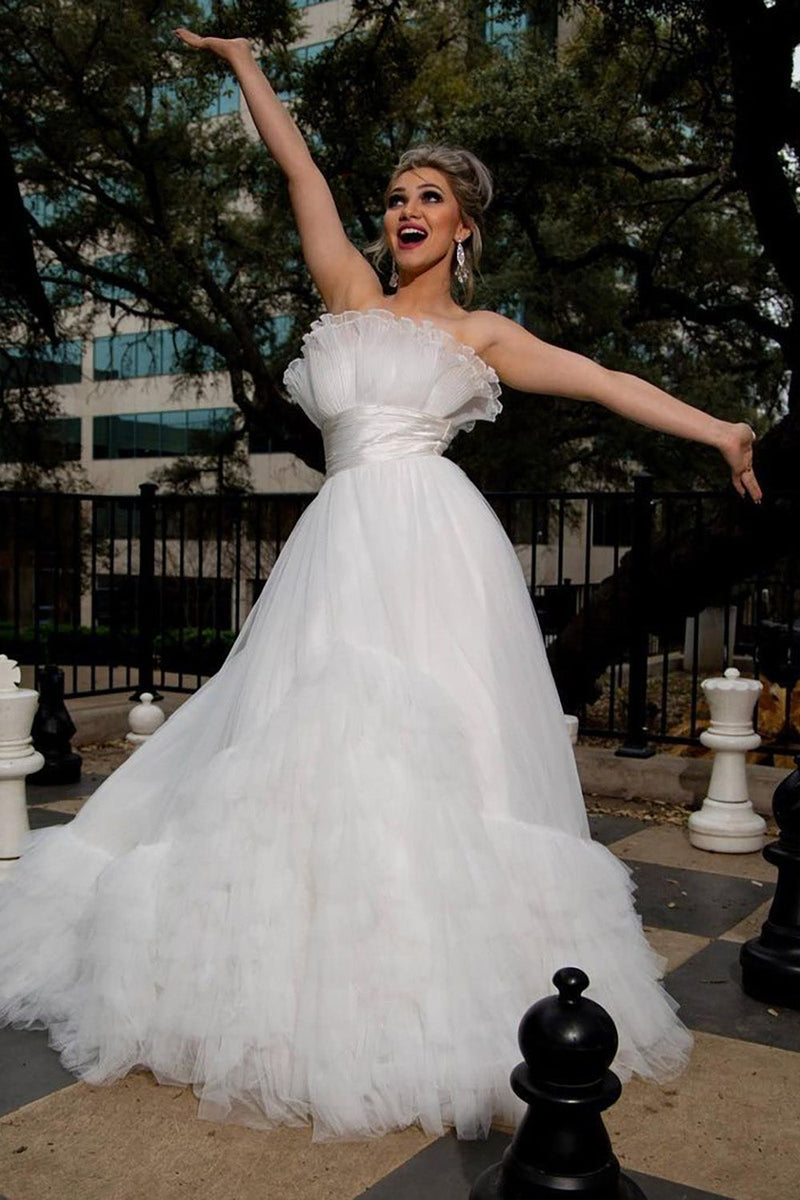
left=688, top=667, right=767, bottom=853
left=0, top=655, right=45, bottom=878
left=127, top=692, right=166, bottom=745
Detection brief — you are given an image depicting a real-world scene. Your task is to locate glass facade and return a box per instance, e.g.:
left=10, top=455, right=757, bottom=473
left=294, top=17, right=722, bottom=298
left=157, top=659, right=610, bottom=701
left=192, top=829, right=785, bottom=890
left=1, top=340, right=83, bottom=386
left=295, top=40, right=335, bottom=62
left=146, top=74, right=240, bottom=120
left=93, top=407, right=237, bottom=460
left=0, top=417, right=82, bottom=464
left=204, top=75, right=240, bottom=117
left=271, top=40, right=336, bottom=100
left=485, top=5, right=528, bottom=52
left=22, top=190, right=82, bottom=228
left=93, top=329, right=220, bottom=380
left=40, top=260, right=85, bottom=308
left=94, top=253, right=140, bottom=302
left=257, top=313, right=293, bottom=351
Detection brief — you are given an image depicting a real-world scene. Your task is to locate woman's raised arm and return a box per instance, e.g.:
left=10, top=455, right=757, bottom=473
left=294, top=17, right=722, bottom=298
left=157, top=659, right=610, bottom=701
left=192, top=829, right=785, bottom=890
left=480, top=312, right=762, bottom=503
left=173, top=30, right=380, bottom=313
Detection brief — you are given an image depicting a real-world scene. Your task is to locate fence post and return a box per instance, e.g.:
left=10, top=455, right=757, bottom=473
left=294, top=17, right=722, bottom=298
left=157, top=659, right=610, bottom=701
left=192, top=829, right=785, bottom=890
left=131, top=482, right=161, bottom=701
left=616, top=474, right=655, bottom=759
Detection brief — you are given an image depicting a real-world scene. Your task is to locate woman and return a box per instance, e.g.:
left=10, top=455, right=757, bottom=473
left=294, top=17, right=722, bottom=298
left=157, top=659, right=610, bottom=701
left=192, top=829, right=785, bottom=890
left=0, top=30, right=760, bottom=1144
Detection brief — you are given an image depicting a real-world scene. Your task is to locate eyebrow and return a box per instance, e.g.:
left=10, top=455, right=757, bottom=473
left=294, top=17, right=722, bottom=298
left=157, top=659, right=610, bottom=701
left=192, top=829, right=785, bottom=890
left=388, top=181, right=445, bottom=194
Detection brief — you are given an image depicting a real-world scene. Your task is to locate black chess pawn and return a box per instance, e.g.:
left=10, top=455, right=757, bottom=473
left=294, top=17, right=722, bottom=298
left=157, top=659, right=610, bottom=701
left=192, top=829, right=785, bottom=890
left=30, top=664, right=82, bottom=785
left=470, top=967, right=645, bottom=1199
left=740, top=754, right=800, bottom=1009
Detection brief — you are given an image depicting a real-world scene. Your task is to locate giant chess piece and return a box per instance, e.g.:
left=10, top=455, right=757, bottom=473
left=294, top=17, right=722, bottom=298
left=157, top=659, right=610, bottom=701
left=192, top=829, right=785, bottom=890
left=470, top=967, right=645, bottom=1199
left=30, top=664, right=82, bottom=785
left=0, top=655, right=44, bottom=878
left=740, top=755, right=800, bottom=1009
left=687, top=668, right=766, bottom=853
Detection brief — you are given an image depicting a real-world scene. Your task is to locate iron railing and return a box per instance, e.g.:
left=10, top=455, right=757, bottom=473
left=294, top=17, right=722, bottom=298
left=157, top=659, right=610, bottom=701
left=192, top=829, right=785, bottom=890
left=1, top=480, right=798, bottom=755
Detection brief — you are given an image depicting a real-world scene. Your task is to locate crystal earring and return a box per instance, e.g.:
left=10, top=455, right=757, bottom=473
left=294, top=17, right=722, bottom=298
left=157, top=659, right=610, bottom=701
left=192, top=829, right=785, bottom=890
left=455, top=240, right=469, bottom=288
left=389, top=260, right=399, bottom=289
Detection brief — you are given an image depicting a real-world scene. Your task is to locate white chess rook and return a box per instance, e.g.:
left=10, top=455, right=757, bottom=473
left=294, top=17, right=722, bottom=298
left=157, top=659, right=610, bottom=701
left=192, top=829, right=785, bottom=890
left=0, top=655, right=44, bottom=879
left=688, top=667, right=767, bottom=853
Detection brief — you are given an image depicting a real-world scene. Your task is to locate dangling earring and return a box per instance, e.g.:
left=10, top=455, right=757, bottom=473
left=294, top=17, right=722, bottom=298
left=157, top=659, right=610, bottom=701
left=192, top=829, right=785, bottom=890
left=455, top=240, right=469, bottom=288
left=389, top=260, right=399, bottom=289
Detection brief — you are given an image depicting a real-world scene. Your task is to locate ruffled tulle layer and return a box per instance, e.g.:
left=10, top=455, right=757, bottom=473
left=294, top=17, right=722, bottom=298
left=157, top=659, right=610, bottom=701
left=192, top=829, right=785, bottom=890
left=0, top=453, right=691, bottom=1142
left=0, top=715, right=688, bottom=1143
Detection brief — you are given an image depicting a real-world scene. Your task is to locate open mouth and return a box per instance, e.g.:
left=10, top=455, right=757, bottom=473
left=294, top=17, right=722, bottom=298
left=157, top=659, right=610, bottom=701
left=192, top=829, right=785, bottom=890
left=398, top=226, right=428, bottom=247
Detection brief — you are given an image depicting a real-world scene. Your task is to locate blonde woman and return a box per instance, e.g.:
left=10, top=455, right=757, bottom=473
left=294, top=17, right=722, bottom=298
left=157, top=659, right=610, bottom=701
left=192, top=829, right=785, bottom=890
left=0, top=30, right=759, bottom=1144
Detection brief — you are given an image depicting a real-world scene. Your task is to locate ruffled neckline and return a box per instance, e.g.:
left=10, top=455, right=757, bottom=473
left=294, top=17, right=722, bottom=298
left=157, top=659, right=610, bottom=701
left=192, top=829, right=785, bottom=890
left=299, top=308, right=502, bottom=398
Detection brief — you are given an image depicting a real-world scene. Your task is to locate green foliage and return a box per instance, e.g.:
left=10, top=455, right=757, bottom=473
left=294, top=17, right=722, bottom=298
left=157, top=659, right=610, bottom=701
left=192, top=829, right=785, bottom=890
left=1, top=0, right=795, bottom=491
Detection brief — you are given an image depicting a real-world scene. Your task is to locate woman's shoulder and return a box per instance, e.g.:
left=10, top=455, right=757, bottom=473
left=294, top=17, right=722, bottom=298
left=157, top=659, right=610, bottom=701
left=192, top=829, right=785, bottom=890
left=460, top=309, right=521, bottom=355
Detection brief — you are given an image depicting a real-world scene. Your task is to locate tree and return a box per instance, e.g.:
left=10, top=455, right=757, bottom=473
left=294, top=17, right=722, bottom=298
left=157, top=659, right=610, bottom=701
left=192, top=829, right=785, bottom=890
left=538, top=1, right=800, bottom=707
left=1, top=0, right=323, bottom=475
left=1, top=0, right=786, bottom=494
left=3, top=0, right=799, bottom=709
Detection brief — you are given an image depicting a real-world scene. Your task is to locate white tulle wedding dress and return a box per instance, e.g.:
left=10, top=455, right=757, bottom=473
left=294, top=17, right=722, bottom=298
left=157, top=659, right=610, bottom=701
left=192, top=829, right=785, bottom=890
left=0, top=309, right=691, bottom=1142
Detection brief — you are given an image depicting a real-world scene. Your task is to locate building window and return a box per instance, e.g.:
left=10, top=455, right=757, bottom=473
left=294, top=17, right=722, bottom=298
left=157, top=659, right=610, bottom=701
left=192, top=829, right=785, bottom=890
left=93, top=329, right=220, bottom=381
left=248, top=426, right=295, bottom=454
left=590, top=496, right=634, bottom=548
left=1, top=340, right=83, bottom=386
left=140, top=71, right=239, bottom=121
left=94, top=253, right=141, bottom=303
left=40, top=260, right=85, bottom=308
left=294, top=40, right=335, bottom=62
left=485, top=4, right=528, bottom=52
left=202, top=74, right=240, bottom=118
left=22, top=189, right=82, bottom=228
left=0, top=416, right=82, bottom=464
left=93, top=407, right=237, bottom=460
left=258, top=314, right=293, bottom=351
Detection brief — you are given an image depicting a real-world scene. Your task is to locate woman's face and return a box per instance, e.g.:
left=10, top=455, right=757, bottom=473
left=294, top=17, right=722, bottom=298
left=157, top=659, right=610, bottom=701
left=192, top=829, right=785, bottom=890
left=383, top=167, right=471, bottom=279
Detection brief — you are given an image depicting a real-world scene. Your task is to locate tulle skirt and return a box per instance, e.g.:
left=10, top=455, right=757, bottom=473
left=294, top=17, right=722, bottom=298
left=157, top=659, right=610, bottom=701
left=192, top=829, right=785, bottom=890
left=0, top=455, right=691, bottom=1141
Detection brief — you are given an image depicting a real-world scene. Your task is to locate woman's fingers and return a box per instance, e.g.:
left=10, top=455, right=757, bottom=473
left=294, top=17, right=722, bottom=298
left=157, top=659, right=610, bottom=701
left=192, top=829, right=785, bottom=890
left=739, top=465, right=763, bottom=504
left=733, top=426, right=762, bottom=503
left=173, top=27, right=206, bottom=49
left=721, top=422, right=761, bottom=503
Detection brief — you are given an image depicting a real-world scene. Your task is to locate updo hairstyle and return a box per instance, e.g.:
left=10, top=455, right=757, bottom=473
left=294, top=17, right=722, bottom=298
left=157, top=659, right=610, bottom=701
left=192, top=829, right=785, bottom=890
left=365, top=144, right=493, bottom=305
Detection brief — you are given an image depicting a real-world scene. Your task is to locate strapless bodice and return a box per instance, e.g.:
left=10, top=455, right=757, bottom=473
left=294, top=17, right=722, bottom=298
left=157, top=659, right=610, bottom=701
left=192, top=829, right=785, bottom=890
left=283, top=309, right=503, bottom=476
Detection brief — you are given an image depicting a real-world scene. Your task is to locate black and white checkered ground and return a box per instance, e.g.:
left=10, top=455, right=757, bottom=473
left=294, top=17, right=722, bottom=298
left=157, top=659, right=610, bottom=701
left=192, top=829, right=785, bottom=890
left=1, top=786, right=797, bottom=1200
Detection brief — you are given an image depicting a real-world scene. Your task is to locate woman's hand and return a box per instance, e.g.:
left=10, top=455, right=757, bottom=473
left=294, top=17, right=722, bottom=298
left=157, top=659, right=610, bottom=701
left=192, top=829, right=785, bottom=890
left=173, top=27, right=252, bottom=63
left=718, top=422, right=762, bottom=503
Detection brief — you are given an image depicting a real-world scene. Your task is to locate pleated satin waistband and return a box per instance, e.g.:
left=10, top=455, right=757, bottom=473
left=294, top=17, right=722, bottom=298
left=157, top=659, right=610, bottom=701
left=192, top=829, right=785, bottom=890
left=322, top=405, right=455, bottom=477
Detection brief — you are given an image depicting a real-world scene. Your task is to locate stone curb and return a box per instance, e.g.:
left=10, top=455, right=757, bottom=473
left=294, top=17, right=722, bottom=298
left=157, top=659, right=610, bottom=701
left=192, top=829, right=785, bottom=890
left=575, top=745, right=790, bottom=818
left=62, top=692, right=791, bottom=818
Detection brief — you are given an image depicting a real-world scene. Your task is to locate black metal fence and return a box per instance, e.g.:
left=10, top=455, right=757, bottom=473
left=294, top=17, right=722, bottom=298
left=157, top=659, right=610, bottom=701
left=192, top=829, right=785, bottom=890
left=1, top=480, right=798, bottom=756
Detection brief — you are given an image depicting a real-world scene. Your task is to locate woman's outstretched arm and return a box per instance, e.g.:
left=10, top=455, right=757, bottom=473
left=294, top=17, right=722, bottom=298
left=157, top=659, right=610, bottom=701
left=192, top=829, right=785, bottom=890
left=173, top=29, right=380, bottom=312
left=479, top=312, right=762, bottom=502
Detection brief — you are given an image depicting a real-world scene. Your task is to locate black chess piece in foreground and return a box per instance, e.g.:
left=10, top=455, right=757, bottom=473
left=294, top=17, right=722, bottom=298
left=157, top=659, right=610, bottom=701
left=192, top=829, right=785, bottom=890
left=740, top=754, right=800, bottom=1009
left=30, top=664, right=82, bottom=785
left=470, top=967, right=645, bottom=1199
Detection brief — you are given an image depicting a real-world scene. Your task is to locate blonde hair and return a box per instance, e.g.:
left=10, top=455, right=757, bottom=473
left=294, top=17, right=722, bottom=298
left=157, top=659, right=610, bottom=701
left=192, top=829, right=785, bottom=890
left=365, top=144, right=493, bottom=305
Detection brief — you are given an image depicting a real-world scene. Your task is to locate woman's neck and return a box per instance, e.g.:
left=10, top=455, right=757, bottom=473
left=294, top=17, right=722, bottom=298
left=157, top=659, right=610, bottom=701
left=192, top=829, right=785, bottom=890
left=389, top=269, right=463, bottom=319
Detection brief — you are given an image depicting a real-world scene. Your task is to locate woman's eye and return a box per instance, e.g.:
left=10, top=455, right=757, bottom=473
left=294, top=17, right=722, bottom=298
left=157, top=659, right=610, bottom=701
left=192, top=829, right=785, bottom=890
left=386, top=192, right=443, bottom=207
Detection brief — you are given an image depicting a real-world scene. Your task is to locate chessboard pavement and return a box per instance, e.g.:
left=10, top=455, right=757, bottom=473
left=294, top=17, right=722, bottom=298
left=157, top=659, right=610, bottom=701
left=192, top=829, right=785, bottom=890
left=0, top=781, right=797, bottom=1200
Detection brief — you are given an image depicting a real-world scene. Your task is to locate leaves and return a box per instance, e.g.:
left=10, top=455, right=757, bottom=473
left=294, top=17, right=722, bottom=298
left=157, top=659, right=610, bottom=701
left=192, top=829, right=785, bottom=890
left=1, top=1, right=797, bottom=490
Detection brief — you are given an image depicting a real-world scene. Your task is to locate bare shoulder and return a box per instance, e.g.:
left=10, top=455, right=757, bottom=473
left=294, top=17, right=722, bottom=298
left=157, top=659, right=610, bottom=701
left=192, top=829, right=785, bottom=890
left=463, top=309, right=530, bottom=354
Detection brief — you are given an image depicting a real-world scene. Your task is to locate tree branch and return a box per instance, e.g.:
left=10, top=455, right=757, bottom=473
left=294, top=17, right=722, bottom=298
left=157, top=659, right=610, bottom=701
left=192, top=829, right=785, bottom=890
left=609, top=156, right=717, bottom=183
